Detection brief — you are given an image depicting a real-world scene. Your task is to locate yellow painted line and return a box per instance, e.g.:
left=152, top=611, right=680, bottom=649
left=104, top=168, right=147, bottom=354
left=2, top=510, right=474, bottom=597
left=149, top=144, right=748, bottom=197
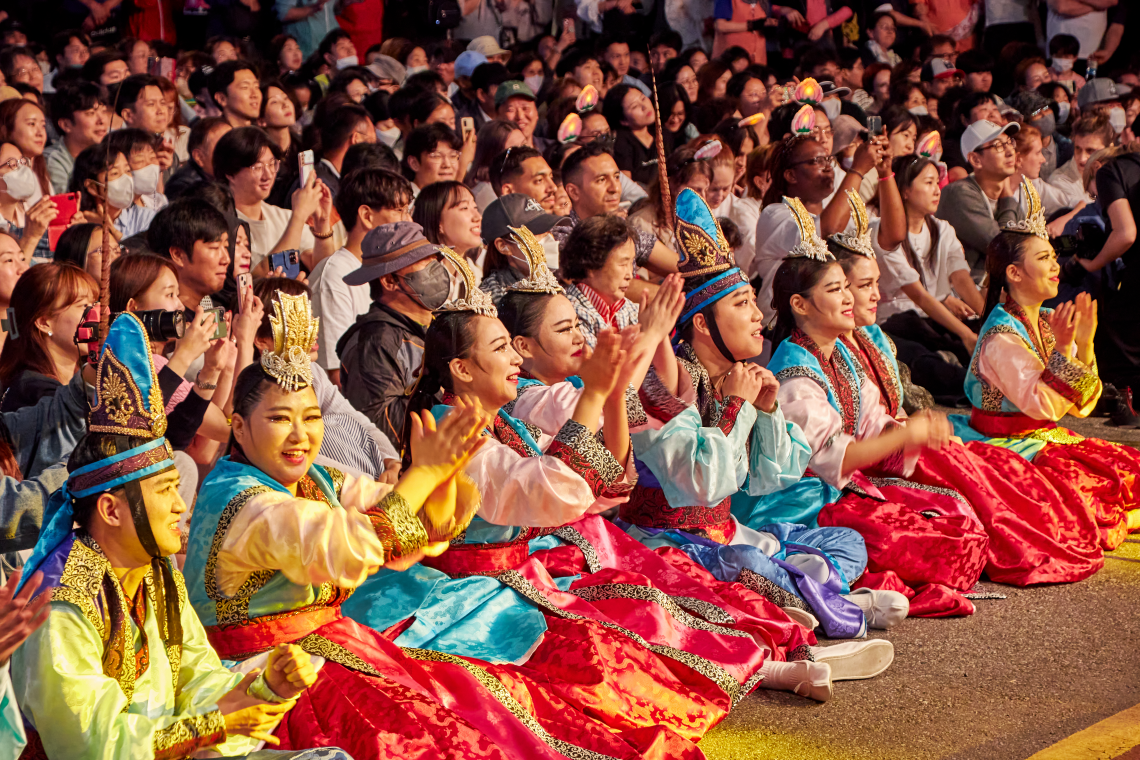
left=1026, top=702, right=1140, bottom=760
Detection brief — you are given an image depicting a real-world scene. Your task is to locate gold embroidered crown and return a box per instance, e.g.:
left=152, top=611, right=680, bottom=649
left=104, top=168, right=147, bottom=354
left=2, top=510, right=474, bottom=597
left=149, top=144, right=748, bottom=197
left=829, top=190, right=875, bottom=257
left=505, top=225, right=563, bottom=295
left=437, top=245, right=498, bottom=317
left=89, top=312, right=168, bottom=438
left=1002, top=177, right=1048, bottom=241
left=261, top=291, right=319, bottom=391
left=784, top=196, right=833, bottom=262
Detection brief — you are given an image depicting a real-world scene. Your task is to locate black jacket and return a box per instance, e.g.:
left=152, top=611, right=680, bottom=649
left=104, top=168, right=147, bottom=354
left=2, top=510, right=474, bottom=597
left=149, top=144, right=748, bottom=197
left=337, top=301, right=427, bottom=448
left=165, top=160, right=210, bottom=201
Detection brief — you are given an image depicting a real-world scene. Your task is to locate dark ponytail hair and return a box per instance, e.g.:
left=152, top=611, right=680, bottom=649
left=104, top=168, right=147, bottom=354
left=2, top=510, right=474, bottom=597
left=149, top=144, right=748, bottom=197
left=499, top=291, right=555, bottom=340
left=983, top=231, right=1035, bottom=319
left=893, top=155, right=940, bottom=288
left=770, top=256, right=842, bottom=346
left=400, top=310, right=479, bottom=458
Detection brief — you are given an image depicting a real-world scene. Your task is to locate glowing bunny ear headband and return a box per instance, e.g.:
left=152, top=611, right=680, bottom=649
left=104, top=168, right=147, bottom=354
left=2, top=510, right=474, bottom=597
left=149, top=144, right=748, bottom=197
left=557, top=85, right=600, bottom=144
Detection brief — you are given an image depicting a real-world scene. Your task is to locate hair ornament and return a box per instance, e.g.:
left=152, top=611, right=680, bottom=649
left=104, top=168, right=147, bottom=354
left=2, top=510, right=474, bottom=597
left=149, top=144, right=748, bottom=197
left=682, top=139, right=723, bottom=165
left=791, top=104, right=817, bottom=135
left=828, top=190, right=875, bottom=257
left=558, top=113, right=582, bottom=144
left=505, top=224, right=564, bottom=295
left=738, top=112, right=766, bottom=128
left=576, top=84, right=599, bottom=113
left=916, top=130, right=942, bottom=160
left=437, top=245, right=499, bottom=317
left=1002, top=177, right=1048, bottom=241
left=794, top=77, right=823, bottom=105
left=261, top=291, right=319, bottom=392
left=783, top=196, right=833, bottom=262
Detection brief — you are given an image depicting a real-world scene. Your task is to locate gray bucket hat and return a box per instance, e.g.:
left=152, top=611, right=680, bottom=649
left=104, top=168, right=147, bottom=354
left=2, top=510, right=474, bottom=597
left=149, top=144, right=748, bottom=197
left=343, top=221, right=440, bottom=285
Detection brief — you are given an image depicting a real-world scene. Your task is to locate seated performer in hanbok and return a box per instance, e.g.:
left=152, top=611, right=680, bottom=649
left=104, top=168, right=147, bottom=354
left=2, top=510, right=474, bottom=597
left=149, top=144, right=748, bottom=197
left=739, top=195, right=991, bottom=616
left=827, top=189, right=1103, bottom=586
left=346, top=242, right=800, bottom=728
left=10, top=312, right=349, bottom=760
left=186, top=292, right=694, bottom=760
left=955, top=179, right=1140, bottom=550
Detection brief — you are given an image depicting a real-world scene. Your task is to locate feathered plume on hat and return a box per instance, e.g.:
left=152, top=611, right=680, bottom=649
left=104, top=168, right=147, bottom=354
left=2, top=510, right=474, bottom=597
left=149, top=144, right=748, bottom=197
left=437, top=246, right=499, bottom=317
left=1002, top=177, right=1049, bottom=241
left=261, top=291, right=320, bottom=391
left=674, top=188, right=749, bottom=324
left=828, top=190, right=875, bottom=258
left=505, top=225, right=563, bottom=295
left=784, top=196, right=834, bottom=262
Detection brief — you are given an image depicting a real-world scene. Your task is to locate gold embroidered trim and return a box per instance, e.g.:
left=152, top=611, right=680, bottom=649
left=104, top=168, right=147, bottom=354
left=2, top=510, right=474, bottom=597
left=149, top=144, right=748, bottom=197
left=1026, top=426, right=1085, bottom=444
left=568, top=583, right=752, bottom=641
left=672, top=596, right=737, bottom=625
left=553, top=420, right=624, bottom=487
left=494, top=570, right=745, bottom=705
left=376, top=489, right=430, bottom=559
left=551, top=526, right=601, bottom=573
left=203, top=486, right=277, bottom=625
left=401, top=647, right=621, bottom=760
left=326, top=466, right=346, bottom=498
left=296, top=634, right=381, bottom=676
left=143, top=565, right=185, bottom=699
left=971, top=325, right=1019, bottom=411
left=152, top=710, right=226, bottom=760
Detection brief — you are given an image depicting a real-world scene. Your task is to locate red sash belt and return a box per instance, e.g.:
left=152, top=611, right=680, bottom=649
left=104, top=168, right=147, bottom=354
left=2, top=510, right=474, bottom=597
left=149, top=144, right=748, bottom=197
left=206, top=605, right=342, bottom=660
left=619, top=484, right=736, bottom=544
left=421, top=540, right=531, bottom=578
left=970, top=407, right=1056, bottom=438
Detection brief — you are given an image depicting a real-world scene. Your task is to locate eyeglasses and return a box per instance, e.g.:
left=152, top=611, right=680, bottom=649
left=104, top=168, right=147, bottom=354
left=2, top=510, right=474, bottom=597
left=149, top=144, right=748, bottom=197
left=248, top=159, right=280, bottom=176
left=980, top=137, right=1015, bottom=153
left=812, top=126, right=833, bottom=140
left=790, top=154, right=836, bottom=169
left=0, top=157, right=30, bottom=171
left=428, top=150, right=460, bottom=162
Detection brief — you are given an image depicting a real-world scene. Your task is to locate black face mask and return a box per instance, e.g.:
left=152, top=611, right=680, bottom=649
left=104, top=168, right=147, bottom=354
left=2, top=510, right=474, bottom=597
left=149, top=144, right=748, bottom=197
left=398, top=259, right=451, bottom=310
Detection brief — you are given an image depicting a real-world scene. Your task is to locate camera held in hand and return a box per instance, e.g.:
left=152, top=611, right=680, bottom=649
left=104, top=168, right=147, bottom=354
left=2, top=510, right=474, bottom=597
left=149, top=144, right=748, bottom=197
left=132, top=309, right=187, bottom=342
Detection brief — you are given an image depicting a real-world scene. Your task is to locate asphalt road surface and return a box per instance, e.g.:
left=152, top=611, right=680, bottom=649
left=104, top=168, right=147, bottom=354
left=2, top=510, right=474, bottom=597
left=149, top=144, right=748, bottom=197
left=702, top=413, right=1140, bottom=760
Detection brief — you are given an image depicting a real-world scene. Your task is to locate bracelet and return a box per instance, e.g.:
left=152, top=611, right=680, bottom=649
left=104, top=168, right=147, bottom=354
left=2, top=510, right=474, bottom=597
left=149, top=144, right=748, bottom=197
left=848, top=170, right=865, bottom=181
left=195, top=373, right=218, bottom=390
left=312, top=228, right=334, bottom=240
left=878, top=172, right=895, bottom=182
left=246, top=671, right=294, bottom=703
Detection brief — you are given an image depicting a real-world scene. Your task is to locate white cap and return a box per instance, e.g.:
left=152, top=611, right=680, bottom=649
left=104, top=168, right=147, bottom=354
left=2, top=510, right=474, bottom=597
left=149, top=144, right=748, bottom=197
left=960, top=119, right=1019, bottom=157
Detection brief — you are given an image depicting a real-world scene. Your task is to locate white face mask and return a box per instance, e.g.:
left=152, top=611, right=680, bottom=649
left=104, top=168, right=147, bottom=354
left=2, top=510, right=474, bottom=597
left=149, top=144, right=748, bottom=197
left=132, top=163, right=161, bottom=196
left=524, top=74, right=545, bottom=94
left=1109, top=107, right=1127, bottom=134
left=1052, top=57, right=1074, bottom=73
left=0, top=164, right=37, bottom=201
left=105, top=173, right=135, bottom=210
left=908, top=105, right=929, bottom=116
left=406, top=65, right=428, bottom=76
left=540, top=231, right=560, bottom=271
left=375, top=125, right=401, bottom=146
left=822, top=98, right=842, bottom=122
left=840, top=154, right=854, bottom=170
left=336, top=55, right=359, bottom=70
left=1057, top=100, right=1071, bottom=124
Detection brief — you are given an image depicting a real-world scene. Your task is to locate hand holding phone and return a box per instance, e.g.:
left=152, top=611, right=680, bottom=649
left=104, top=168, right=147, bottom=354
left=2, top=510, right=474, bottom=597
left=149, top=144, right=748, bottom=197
left=867, top=116, right=883, bottom=137
left=236, top=272, right=253, bottom=312
left=48, top=193, right=79, bottom=227
left=269, top=250, right=302, bottom=279
left=299, top=150, right=315, bottom=187
left=460, top=117, right=475, bottom=143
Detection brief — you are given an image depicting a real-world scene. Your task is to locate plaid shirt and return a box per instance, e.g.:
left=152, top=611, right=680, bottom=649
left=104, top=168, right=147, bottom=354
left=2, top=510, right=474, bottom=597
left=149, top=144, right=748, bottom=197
left=563, top=282, right=639, bottom=348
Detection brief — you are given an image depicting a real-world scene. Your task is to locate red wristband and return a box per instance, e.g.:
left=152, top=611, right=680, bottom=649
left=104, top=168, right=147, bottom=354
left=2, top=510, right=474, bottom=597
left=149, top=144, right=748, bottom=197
left=878, top=172, right=895, bottom=182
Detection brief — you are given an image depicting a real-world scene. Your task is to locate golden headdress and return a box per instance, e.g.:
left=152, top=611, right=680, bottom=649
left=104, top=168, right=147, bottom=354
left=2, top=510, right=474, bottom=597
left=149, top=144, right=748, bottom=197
left=505, top=224, right=563, bottom=295
left=437, top=245, right=499, bottom=317
left=261, top=291, right=319, bottom=391
left=784, top=196, right=833, bottom=262
left=828, top=190, right=875, bottom=257
left=1003, top=177, right=1049, bottom=241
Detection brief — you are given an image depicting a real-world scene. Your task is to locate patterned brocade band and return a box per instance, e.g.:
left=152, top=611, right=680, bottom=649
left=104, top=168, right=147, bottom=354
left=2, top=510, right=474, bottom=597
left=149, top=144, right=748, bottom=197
left=68, top=438, right=175, bottom=499
left=1041, top=349, right=1100, bottom=409
left=619, top=485, right=735, bottom=543
left=367, top=490, right=431, bottom=561
left=679, top=267, right=749, bottom=325
left=152, top=710, right=226, bottom=760
left=546, top=419, right=625, bottom=498
left=716, top=396, right=746, bottom=435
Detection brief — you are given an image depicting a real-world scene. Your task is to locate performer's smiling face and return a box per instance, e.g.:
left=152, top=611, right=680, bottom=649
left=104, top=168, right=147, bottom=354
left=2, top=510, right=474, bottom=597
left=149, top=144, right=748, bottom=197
left=511, top=294, right=586, bottom=384
left=232, top=383, right=324, bottom=491
left=1006, top=236, right=1061, bottom=301
left=449, top=315, right=524, bottom=411
left=845, top=256, right=881, bottom=327
left=791, top=261, right=856, bottom=337
left=136, top=468, right=187, bottom=557
left=699, top=284, right=766, bottom=359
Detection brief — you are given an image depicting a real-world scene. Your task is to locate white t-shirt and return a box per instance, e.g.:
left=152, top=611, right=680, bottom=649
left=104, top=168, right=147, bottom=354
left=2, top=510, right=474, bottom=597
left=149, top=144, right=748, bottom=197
left=752, top=202, right=856, bottom=326
left=718, top=194, right=761, bottom=276
left=1046, top=8, right=1107, bottom=58
left=472, top=180, right=497, bottom=213
left=985, top=0, right=1032, bottom=27
left=872, top=216, right=970, bottom=322
left=238, top=201, right=316, bottom=271
left=310, top=247, right=372, bottom=371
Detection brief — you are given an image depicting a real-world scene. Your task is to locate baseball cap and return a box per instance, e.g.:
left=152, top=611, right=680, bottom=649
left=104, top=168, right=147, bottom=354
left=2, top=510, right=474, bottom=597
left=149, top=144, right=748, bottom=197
left=494, top=80, right=537, bottom=109
left=830, top=115, right=865, bottom=156
left=468, top=35, right=511, bottom=63
left=960, top=119, right=1019, bottom=157
left=818, top=80, right=851, bottom=99
left=481, top=194, right=570, bottom=245
left=921, top=58, right=964, bottom=82
left=1077, top=77, right=1132, bottom=110
left=366, top=55, right=406, bottom=86
left=1006, top=90, right=1051, bottom=120
left=454, top=51, right=488, bottom=80
left=344, top=221, right=441, bottom=285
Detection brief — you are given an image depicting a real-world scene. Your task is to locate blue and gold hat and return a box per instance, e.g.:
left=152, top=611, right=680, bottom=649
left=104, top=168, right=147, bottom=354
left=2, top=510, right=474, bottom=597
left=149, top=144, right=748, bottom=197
left=674, top=188, right=750, bottom=325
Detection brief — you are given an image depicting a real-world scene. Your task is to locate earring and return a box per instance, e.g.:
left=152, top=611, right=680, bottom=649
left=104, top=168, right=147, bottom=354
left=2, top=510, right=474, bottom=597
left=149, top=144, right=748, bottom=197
left=47, top=330, right=52, bottom=336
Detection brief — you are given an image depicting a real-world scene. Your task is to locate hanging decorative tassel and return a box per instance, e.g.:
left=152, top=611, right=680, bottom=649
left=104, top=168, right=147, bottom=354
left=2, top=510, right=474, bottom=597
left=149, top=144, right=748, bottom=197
left=649, top=54, right=673, bottom=230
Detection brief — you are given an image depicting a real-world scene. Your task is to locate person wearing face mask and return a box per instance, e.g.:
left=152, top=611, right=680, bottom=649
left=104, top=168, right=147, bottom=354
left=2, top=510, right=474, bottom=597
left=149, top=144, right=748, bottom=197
left=314, top=29, right=358, bottom=92
left=1008, top=90, right=1071, bottom=181
left=1048, top=34, right=1086, bottom=93
left=0, top=144, right=60, bottom=263
left=476, top=193, right=569, bottom=304
left=337, top=221, right=453, bottom=444
left=106, top=128, right=168, bottom=211
left=1076, top=78, right=1132, bottom=138
left=71, top=145, right=156, bottom=240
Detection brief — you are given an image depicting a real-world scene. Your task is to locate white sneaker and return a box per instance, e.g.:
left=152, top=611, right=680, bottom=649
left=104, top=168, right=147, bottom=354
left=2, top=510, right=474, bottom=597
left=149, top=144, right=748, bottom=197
left=781, top=606, right=820, bottom=630
left=845, top=588, right=910, bottom=629
left=810, top=639, right=894, bottom=681
left=790, top=661, right=834, bottom=702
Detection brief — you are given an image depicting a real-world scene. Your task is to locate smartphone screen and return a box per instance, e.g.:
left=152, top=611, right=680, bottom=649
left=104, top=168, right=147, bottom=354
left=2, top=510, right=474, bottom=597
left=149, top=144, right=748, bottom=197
left=49, top=193, right=79, bottom=227
left=867, top=116, right=883, bottom=137
left=299, top=150, right=315, bottom=186
left=461, top=117, right=474, bottom=142
left=204, top=307, right=227, bottom=340
left=236, top=272, right=253, bottom=312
